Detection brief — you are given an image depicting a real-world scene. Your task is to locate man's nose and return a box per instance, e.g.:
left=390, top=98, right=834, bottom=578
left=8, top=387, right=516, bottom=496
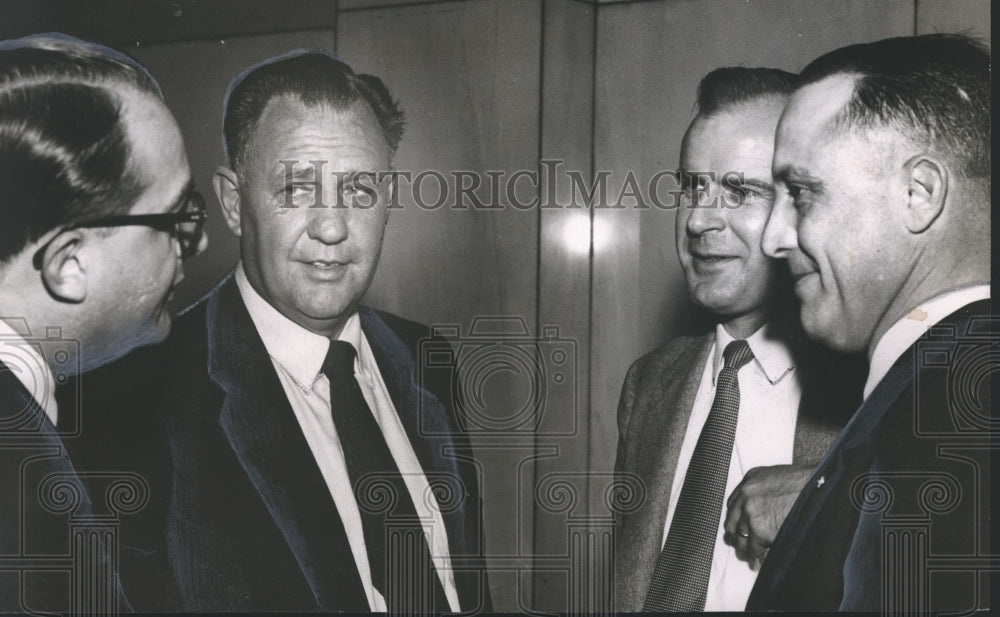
left=308, top=206, right=350, bottom=244
left=761, top=196, right=797, bottom=258
left=685, top=183, right=727, bottom=235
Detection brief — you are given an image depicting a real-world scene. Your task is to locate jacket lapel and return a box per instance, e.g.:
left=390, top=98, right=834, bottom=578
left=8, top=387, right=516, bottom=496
left=791, top=346, right=855, bottom=464
left=792, top=401, right=844, bottom=464
left=620, top=334, right=713, bottom=602
left=206, top=277, right=368, bottom=611
left=358, top=308, right=473, bottom=598
left=358, top=308, right=459, bottom=482
left=749, top=340, right=917, bottom=605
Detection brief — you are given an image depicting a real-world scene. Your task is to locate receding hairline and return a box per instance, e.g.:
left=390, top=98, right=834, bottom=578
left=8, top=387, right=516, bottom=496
left=790, top=72, right=928, bottom=162
left=114, top=86, right=190, bottom=217
left=237, top=93, right=390, bottom=174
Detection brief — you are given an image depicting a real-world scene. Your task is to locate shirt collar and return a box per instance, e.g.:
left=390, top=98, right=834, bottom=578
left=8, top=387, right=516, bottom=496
left=0, top=317, right=58, bottom=425
left=864, top=284, right=991, bottom=399
left=713, top=320, right=796, bottom=386
left=234, top=264, right=361, bottom=389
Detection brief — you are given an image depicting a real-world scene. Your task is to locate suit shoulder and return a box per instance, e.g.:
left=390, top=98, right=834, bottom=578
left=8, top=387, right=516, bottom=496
left=172, top=294, right=211, bottom=343
left=368, top=308, right=442, bottom=354
left=626, top=333, right=711, bottom=381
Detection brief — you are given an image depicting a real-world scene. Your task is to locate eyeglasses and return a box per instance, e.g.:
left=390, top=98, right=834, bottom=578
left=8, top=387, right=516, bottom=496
left=32, top=190, right=208, bottom=269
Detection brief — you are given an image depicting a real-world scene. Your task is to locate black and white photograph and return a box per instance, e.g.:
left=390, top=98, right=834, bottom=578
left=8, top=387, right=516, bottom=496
left=0, top=0, right=991, bottom=613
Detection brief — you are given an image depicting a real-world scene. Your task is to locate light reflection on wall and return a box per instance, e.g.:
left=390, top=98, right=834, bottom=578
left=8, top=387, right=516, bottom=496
left=561, top=211, right=611, bottom=256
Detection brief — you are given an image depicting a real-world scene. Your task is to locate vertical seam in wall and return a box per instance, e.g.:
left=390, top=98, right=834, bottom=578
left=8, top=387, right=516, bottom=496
left=586, top=0, right=598, bottom=517
left=532, top=0, right=547, bottom=610
left=913, top=0, right=920, bottom=35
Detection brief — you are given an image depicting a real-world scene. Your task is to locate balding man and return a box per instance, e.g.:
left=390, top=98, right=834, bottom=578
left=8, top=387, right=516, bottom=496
left=751, top=34, right=990, bottom=612
left=0, top=33, right=206, bottom=612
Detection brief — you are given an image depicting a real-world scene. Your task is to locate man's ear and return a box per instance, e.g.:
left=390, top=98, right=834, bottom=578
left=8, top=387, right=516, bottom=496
left=903, top=155, right=948, bottom=234
left=383, top=173, right=394, bottom=226
left=213, top=166, right=243, bottom=236
left=39, top=230, right=87, bottom=303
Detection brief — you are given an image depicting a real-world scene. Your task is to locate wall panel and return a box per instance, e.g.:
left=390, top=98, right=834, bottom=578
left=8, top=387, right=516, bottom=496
left=339, top=1, right=540, bottom=330
left=533, top=1, right=597, bottom=611
left=917, top=0, right=990, bottom=42
left=0, top=0, right=338, bottom=46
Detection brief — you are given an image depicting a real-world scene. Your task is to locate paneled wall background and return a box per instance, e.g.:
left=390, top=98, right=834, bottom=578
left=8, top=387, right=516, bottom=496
left=3, top=0, right=989, bottom=610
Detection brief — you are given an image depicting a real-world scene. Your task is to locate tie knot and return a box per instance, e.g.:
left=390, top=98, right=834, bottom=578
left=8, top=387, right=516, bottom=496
left=722, top=339, right=754, bottom=372
left=322, top=340, right=357, bottom=380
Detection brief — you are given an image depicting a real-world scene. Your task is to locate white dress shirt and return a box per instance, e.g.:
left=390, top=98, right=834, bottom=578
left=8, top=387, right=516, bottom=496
left=661, top=321, right=802, bottom=611
left=235, top=265, right=459, bottom=611
left=864, top=284, right=991, bottom=399
left=0, top=317, right=58, bottom=426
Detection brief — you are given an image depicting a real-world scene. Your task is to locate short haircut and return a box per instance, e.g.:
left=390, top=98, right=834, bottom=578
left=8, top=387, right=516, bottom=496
left=695, top=67, right=799, bottom=116
left=222, top=50, right=405, bottom=173
left=0, top=33, right=162, bottom=263
left=799, top=34, right=990, bottom=177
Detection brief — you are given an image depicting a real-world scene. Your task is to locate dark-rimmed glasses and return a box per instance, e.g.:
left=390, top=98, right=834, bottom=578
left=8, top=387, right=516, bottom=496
left=32, top=191, right=207, bottom=269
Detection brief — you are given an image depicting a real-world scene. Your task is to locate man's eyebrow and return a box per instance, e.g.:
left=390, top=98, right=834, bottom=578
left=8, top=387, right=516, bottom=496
left=739, top=177, right=774, bottom=192
left=774, top=166, right=822, bottom=189
left=273, top=166, right=375, bottom=182
left=275, top=167, right=320, bottom=182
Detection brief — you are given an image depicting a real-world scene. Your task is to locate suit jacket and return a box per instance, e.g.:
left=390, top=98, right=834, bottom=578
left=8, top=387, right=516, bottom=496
left=613, top=327, right=862, bottom=611
left=747, top=300, right=991, bottom=612
left=0, top=363, right=120, bottom=613
left=77, top=274, right=490, bottom=612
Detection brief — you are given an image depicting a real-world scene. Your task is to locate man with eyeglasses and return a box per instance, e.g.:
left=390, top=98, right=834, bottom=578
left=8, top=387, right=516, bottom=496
left=0, top=33, right=206, bottom=613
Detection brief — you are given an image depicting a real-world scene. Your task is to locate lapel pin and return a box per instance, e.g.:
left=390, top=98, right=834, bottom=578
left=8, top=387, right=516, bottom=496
left=816, top=476, right=825, bottom=488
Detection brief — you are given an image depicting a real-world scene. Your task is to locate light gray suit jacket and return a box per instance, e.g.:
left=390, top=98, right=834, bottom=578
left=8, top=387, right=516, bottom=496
left=613, top=331, right=853, bottom=611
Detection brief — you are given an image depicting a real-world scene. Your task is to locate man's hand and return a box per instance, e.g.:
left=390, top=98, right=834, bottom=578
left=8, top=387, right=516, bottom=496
left=723, top=464, right=815, bottom=569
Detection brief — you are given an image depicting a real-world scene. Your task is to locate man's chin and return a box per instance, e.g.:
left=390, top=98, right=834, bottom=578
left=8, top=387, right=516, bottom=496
left=148, top=314, right=173, bottom=344
left=799, top=305, right=853, bottom=352
left=297, top=305, right=356, bottom=337
left=690, top=286, right=746, bottom=316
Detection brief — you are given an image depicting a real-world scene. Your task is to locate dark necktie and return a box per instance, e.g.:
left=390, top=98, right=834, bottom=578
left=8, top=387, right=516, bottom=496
left=642, top=339, right=755, bottom=611
left=322, top=340, right=448, bottom=613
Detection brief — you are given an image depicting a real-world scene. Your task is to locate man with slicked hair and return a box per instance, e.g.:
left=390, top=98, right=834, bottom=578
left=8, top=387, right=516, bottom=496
left=0, top=33, right=206, bottom=612
left=91, top=50, right=489, bottom=612
left=613, top=67, right=861, bottom=612
left=751, top=34, right=990, bottom=612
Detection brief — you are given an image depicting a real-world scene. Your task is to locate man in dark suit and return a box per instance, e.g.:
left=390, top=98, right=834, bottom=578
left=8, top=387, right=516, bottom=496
left=0, top=33, right=206, bottom=613
left=614, top=68, right=860, bottom=612
left=92, top=50, right=488, bottom=612
left=751, top=34, right=990, bottom=612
